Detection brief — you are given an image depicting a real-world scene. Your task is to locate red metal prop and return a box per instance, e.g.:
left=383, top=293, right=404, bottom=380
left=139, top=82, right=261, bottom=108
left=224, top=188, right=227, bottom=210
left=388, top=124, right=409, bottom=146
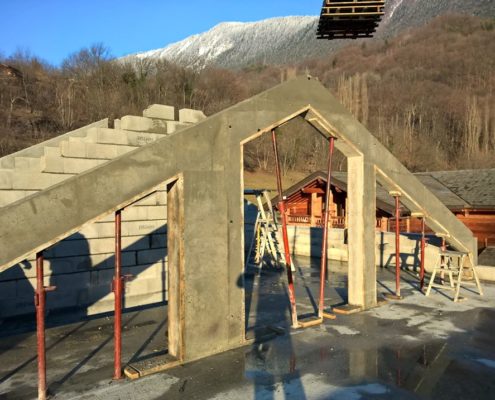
left=318, top=137, right=335, bottom=318
left=271, top=129, right=299, bottom=328
left=113, top=209, right=123, bottom=380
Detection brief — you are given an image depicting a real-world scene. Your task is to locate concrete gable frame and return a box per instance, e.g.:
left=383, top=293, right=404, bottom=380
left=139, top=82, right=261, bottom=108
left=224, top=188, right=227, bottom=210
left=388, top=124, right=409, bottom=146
left=0, top=76, right=477, bottom=368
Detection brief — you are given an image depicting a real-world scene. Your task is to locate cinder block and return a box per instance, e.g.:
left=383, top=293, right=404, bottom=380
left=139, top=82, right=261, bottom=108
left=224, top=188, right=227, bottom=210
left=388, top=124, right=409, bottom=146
left=179, top=108, right=206, bottom=124
left=0, top=169, right=13, bottom=189
left=74, top=220, right=166, bottom=239
left=123, top=263, right=165, bottom=280
left=61, top=140, right=137, bottom=160
left=86, top=128, right=127, bottom=145
left=114, top=119, right=121, bottom=130
left=147, top=205, right=167, bottom=220
left=121, top=115, right=167, bottom=134
left=124, top=275, right=164, bottom=297
left=96, top=268, right=114, bottom=286
left=143, top=104, right=175, bottom=121
left=127, top=131, right=166, bottom=146
left=0, top=281, right=17, bottom=300
left=121, top=291, right=165, bottom=309
left=151, top=234, right=167, bottom=249
left=14, top=156, right=42, bottom=171
left=124, top=221, right=166, bottom=236
left=43, top=154, right=105, bottom=174
left=0, top=190, right=38, bottom=207
left=0, top=298, right=34, bottom=318
left=120, top=205, right=167, bottom=221
left=87, top=128, right=166, bottom=147
left=132, top=191, right=167, bottom=206
left=22, top=252, right=137, bottom=278
left=12, top=172, right=71, bottom=190
left=44, top=146, right=61, bottom=158
left=137, top=249, right=167, bottom=265
left=52, top=271, right=91, bottom=293
left=46, top=236, right=150, bottom=258
left=166, top=121, right=188, bottom=134
left=25, top=276, right=50, bottom=293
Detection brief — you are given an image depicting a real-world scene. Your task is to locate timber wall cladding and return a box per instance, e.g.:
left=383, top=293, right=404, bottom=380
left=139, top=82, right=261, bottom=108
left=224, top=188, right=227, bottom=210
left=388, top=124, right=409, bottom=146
left=0, top=189, right=168, bottom=318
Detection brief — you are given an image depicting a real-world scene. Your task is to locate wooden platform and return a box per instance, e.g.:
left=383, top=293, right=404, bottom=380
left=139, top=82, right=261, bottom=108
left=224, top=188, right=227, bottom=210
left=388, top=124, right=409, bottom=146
left=124, top=354, right=181, bottom=380
left=317, top=0, right=386, bottom=39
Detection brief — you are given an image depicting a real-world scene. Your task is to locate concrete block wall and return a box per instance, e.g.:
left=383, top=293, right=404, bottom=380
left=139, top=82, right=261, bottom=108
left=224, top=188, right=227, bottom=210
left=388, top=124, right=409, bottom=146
left=276, top=225, right=442, bottom=270
left=0, top=104, right=206, bottom=319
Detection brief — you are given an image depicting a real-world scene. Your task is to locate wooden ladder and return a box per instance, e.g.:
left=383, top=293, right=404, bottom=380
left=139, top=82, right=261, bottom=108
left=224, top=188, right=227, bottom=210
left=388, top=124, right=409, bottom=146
left=245, top=190, right=290, bottom=270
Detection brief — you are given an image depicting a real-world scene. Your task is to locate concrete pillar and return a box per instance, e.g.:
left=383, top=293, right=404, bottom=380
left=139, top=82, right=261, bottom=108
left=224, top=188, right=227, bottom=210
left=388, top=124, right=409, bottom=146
left=347, top=156, right=377, bottom=309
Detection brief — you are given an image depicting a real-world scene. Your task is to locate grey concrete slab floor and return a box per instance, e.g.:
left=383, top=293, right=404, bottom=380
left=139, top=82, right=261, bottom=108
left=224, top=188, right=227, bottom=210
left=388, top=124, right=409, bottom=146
left=1, top=256, right=495, bottom=399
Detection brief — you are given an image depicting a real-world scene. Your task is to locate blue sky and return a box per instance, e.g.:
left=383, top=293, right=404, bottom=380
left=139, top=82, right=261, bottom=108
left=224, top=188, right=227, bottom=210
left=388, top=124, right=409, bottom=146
left=1, top=1, right=317, bottom=65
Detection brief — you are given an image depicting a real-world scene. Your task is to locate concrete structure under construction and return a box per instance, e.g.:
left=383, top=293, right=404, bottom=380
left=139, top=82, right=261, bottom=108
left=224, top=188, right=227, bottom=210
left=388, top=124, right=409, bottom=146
left=0, top=77, right=483, bottom=391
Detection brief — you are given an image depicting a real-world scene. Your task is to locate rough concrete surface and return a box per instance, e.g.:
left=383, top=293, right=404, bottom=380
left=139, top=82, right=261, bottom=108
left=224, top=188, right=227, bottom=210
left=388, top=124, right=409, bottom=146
left=1, top=257, right=494, bottom=399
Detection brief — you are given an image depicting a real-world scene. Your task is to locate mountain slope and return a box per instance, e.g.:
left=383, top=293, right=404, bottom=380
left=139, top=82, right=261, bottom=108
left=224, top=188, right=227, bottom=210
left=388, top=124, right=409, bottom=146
left=124, top=0, right=495, bottom=69
left=130, top=17, right=325, bottom=69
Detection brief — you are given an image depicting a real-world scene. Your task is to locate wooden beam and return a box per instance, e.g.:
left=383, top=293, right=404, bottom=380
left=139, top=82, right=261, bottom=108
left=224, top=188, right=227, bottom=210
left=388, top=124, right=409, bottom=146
left=302, top=188, right=325, bottom=194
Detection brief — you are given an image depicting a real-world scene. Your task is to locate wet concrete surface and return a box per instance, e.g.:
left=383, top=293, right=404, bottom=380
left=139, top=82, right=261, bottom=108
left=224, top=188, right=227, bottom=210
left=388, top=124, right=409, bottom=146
left=1, top=256, right=495, bottom=399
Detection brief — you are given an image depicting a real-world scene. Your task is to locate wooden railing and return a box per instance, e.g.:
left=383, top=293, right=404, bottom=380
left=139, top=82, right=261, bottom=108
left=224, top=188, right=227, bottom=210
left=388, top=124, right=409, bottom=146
left=388, top=217, right=411, bottom=233
left=286, top=215, right=346, bottom=229
left=286, top=214, right=415, bottom=233
left=287, top=215, right=312, bottom=225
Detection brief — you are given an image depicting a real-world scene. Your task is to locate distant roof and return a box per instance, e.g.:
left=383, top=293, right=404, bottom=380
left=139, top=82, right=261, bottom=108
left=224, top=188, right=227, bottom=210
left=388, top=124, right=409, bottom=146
left=272, top=168, right=495, bottom=212
left=271, top=170, right=395, bottom=214
left=415, top=169, right=495, bottom=210
left=0, top=63, right=22, bottom=80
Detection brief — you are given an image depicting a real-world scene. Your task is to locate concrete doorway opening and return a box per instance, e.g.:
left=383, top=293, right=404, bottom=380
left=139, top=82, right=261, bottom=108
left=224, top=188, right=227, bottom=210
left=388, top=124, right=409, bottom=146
left=240, top=110, right=371, bottom=335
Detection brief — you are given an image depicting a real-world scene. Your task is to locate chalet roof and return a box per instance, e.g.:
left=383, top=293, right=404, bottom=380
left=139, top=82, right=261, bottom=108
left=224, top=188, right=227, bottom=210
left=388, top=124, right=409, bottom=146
left=271, top=170, right=396, bottom=214
left=416, top=169, right=495, bottom=210
left=272, top=168, right=495, bottom=213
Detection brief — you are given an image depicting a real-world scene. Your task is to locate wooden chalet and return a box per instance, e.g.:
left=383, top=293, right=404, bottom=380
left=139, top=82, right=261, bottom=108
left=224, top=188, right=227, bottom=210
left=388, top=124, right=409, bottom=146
left=273, top=169, right=495, bottom=250
left=271, top=171, right=394, bottom=230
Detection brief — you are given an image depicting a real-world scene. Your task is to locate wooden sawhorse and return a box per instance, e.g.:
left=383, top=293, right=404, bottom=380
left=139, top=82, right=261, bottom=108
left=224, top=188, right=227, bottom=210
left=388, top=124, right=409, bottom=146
left=425, top=250, right=483, bottom=302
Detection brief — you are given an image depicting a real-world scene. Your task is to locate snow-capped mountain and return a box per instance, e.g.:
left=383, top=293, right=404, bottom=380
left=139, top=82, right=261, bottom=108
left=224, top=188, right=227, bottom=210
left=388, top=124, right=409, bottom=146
left=128, top=16, right=326, bottom=69
left=124, top=0, right=495, bottom=69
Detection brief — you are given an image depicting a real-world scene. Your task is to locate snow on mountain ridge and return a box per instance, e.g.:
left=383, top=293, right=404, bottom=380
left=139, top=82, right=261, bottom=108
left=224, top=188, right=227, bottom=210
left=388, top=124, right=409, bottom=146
left=124, top=1, right=495, bottom=69
left=125, top=16, right=323, bottom=69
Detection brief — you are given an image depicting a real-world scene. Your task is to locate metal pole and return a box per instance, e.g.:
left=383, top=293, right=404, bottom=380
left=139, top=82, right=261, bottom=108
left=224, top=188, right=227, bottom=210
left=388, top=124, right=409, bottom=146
left=394, top=195, right=401, bottom=297
left=271, top=129, right=299, bottom=328
left=420, top=217, right=426, bottom=290
left=113, top=209, right=123, bottom=380
left=35, top=251, right=47, bottom=400
left=318, top=137, right=335, bottom=318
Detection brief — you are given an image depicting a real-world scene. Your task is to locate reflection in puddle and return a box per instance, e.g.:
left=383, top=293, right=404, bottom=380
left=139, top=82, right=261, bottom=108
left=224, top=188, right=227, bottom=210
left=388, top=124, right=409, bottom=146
left=241, top=255, right=495, bottom=399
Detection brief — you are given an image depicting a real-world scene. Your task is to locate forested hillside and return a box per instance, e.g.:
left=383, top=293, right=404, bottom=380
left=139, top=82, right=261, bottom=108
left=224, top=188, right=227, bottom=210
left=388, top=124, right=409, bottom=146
left=1, top=15, right=493, bottom=173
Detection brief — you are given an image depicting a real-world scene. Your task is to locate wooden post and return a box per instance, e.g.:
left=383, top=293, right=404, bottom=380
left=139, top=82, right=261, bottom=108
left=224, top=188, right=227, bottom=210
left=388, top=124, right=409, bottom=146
left=310, top=193, right=317, bottom=227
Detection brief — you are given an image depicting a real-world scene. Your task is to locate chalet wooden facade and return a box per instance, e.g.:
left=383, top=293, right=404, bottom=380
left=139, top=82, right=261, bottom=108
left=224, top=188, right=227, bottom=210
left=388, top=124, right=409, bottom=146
left=271, top=171, right=393, bottom=230
left=273, top=169, right=495, bottom=251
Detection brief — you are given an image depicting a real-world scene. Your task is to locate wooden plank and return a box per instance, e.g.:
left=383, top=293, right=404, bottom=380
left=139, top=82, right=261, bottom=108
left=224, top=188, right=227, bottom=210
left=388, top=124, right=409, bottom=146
left=333, top=304, right=362, bottom=314
left=124, top=354, right=181, bottom=379
left=297, top=317, right=324, bottom=329
left=167, top=177, right=185, bottom=359
left=323, top=312, right=337, bottom=320
left=302, top=188, right=325, bottom=194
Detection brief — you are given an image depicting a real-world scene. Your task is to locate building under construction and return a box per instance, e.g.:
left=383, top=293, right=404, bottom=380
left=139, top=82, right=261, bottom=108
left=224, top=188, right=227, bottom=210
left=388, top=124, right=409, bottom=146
left=0, top=77, right=494, bottom=399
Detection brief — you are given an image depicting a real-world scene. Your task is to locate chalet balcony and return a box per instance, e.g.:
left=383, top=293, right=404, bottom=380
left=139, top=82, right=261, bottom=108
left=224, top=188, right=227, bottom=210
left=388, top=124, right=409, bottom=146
left=286, top=214, right=415, bottom=233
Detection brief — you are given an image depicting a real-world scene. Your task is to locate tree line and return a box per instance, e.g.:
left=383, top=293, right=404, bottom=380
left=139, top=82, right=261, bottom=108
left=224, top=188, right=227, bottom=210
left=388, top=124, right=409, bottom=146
left=1, top=14, right=494, bottom=173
